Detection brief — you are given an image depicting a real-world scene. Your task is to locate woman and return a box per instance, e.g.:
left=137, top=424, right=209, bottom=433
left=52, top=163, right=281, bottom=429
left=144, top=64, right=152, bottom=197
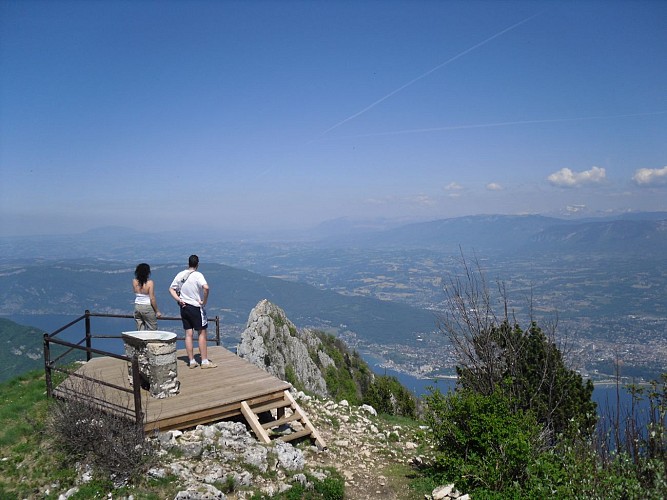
left=133, top=263, right=162, bottom=330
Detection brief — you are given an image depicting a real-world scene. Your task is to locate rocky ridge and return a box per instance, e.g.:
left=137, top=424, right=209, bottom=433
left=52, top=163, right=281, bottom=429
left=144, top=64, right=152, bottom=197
left=236, top=299, right=333, bottom=397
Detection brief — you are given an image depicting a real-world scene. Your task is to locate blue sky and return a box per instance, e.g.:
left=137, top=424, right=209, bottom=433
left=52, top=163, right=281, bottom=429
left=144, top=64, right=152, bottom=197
left=1, top=0, right=666, bottom=236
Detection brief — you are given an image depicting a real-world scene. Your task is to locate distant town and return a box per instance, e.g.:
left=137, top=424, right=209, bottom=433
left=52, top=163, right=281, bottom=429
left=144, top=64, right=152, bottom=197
left=252, top=248, right=667, bottom=384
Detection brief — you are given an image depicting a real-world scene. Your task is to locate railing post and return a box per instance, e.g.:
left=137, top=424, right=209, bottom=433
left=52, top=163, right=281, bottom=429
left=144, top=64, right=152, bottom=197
left=43, top=334, right=52, bottom=398
left=215, top=316, right=220, bottom=346
left=85, top=309, right=92, bottom=361
left=131, top=355, right=143, bottom=426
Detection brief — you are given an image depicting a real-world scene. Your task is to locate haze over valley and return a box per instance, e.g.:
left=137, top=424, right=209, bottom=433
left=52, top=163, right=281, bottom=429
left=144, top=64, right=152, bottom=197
left=2, top=213, right=665, bottom=384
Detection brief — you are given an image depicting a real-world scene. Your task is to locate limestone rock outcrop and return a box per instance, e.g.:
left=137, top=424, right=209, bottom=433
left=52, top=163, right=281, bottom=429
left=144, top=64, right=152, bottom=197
left=236, top=299, right=328, bottom=397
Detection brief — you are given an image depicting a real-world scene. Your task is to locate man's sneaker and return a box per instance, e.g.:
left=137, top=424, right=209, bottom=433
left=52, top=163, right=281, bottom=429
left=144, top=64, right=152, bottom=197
left=189, top=360, right=199, bottom=369
left=201, top=361, right=217, bottom=369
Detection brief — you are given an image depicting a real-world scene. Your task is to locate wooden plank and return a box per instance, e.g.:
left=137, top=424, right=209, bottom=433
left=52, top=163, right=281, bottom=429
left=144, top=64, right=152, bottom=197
left=54, top=346, right=292, bottom=433
left=249, top=397, right=290, bottom=415
left=262, top=412, right=300, bottom=429
left=284, top=391, right=327, bottom=450
left=241, top=400, right=271, bottom=444
left=53, top=346, right=325, bottom=450
left=277, top=428, right=313, bottom=443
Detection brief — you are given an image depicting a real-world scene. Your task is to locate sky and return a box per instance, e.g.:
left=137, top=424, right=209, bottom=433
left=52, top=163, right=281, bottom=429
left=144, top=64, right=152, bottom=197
left=1, top=0, right=666, bottom=236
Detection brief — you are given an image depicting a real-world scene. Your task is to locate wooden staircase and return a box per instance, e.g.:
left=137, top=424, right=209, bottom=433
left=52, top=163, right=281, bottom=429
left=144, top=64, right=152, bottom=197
left=240, top=390, right=326, bottom=450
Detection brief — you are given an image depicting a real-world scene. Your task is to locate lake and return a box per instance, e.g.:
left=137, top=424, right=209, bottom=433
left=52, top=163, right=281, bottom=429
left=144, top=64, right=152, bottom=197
left=361, top=352, right=652, bottom=426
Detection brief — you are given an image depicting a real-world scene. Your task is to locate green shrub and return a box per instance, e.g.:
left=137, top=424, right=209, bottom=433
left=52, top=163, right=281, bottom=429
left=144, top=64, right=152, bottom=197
left=273, top=470, right=345, bottom=499
left=525, top=444, right=667, bottom=499
left=364, top=374, right=417, bottom=418
left=314, top=330, right=378, bottom=404
left=423, top=387, right=543, bottom=494
left=284, top=364, right=302, bottom=391
left=324, top=365, right=359, bottom=404
left=313, top=472, right=345, bottom=500
left=456, top=321, right=597, bottom=440
left=422, top=383, right=667, bottom=499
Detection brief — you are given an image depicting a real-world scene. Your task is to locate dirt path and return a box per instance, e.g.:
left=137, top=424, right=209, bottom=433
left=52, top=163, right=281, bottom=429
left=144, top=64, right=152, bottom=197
left=301, top=398, right=426, bottom=499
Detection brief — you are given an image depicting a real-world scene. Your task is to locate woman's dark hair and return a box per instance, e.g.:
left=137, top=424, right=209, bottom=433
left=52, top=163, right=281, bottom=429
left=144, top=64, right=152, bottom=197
left=135, top=263, right=151, bottom=287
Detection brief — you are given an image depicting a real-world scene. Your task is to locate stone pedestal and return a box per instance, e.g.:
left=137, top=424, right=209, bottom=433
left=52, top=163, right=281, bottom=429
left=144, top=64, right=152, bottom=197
left=122, top=331, right=180, bottom=398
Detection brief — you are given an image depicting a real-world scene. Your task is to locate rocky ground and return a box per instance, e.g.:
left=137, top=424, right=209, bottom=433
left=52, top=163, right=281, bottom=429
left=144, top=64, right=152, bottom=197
left=53, top=391, right=467, bottom=499
left=301, top=396, right=427, bottom=499
left=149, top=392, right=439, bottom=499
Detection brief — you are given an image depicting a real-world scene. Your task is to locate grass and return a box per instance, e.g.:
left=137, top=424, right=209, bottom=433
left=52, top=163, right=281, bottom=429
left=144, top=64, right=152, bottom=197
left=0, top=365, right=183, bottom=497
left=383, top=462, right=439, bottom=499
left=0, top=371, right=74, bottom=499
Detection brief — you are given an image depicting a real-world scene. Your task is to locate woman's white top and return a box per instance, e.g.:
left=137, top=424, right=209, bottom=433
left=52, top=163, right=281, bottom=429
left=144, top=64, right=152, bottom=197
left=135, top=292, right=151, bottom=305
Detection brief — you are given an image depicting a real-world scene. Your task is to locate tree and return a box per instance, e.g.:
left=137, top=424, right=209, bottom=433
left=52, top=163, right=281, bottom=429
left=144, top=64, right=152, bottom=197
left=423, top=388, right=543, bottom=494
left=363, top=374, right=416, bottom=418
left=438, top=254, right=596, bottom=439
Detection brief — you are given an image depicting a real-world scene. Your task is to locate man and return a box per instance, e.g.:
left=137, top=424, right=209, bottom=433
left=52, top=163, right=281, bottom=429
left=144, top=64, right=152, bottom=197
left=169, top=255, right=217, bottom=369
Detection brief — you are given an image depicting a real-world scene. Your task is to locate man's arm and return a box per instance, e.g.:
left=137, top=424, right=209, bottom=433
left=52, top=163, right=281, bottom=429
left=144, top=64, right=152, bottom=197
left=169, top=286, right=183, bottom=306
left=201, top=284, right=209, bottom=306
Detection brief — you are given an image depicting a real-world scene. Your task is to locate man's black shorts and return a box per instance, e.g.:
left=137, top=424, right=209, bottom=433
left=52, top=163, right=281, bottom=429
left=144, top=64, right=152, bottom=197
left=180, top=304, right=208, bottom=331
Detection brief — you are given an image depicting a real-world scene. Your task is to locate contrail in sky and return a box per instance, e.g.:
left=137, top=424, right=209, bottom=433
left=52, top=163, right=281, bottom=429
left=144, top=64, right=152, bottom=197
left=318, top=12, right=541, bottom=137
left=334, top=111, right=667, bottom=138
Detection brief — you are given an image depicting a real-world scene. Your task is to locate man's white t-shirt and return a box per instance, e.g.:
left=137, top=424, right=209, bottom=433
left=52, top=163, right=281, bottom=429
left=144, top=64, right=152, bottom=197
left=170, top=270, right=207, bottom=307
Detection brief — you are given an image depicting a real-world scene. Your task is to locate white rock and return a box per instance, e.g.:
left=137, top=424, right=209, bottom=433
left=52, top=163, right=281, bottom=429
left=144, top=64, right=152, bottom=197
left=432, top=483, right=456, bottom=500
left=58, top=487, right=79, bottom=500
left=360, top=404, right=377, bottom=416
left=273, top=441, right=305, bottom=471
left=147, top=467, right=167, bottom=479
left=174, top=482, right=226, bottom=499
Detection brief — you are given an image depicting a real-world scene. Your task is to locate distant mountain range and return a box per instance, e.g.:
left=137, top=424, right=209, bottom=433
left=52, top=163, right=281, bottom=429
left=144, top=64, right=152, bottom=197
left=327, top=213, right=667, bottom=255
left=1, top=212, right=665, bottom=260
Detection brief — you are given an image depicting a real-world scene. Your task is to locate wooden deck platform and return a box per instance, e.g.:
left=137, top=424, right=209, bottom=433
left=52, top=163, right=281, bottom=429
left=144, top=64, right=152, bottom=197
left=53, top=346, right=292, bottom=433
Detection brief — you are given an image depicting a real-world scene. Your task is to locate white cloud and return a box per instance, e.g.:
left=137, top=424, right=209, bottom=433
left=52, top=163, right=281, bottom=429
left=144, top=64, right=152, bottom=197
left=632, top=166, right=667, bottom=186
left=364, top=194, right=437, bottom=207
left=444, top=182, right=463, bottom=191
left=486, top=182, right=503, bottom=191
left=547, top=166, right=606, bottom=188
left=413, top=194, right=437, bottom=207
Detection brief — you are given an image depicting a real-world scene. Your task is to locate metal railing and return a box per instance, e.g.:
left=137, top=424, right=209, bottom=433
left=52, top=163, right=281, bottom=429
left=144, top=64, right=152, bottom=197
left=43, top=310, right=221, bottom=425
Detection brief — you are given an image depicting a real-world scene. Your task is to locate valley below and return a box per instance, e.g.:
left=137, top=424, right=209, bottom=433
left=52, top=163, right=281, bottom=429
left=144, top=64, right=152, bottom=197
left=2, top=214, right=666, bottom=385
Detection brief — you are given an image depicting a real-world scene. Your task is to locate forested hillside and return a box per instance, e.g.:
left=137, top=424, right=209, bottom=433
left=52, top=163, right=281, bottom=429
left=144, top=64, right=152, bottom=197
left=0, top=318, right=44, bottom=383
left=0, top=261, right=437, bottom=346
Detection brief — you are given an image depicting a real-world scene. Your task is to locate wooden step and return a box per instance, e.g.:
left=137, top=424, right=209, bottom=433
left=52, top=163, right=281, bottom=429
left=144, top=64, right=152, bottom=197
left=240, top=390, right=326, bottom=450
left=261, top=412, right=301, bottom=429
left=277, top=428, right=312, bottom=443
left=251, top=397, right=292, bottom=415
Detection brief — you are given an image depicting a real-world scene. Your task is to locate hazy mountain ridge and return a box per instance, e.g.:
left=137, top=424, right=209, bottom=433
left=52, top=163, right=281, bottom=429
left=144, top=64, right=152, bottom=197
left=531, top=219, right=667, bottom=253
left=1, top=212, right=666, bottom=260
left=336, top=214, right=566, bottom=252
left=325, top=213, right=667, bottom=255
